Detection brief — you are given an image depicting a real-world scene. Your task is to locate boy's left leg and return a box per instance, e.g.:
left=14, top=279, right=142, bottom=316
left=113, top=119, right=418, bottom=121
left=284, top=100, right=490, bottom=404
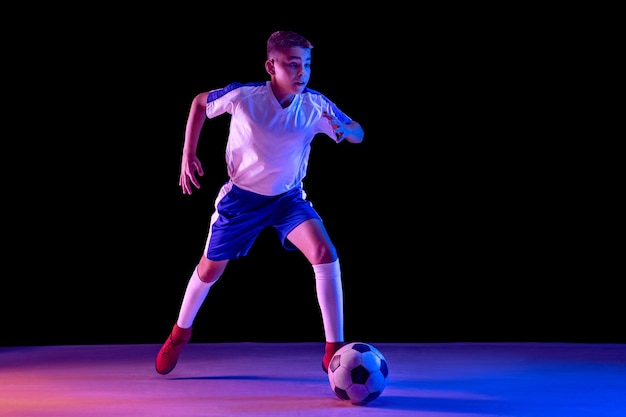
left=313, top=259, right=346, bottom=372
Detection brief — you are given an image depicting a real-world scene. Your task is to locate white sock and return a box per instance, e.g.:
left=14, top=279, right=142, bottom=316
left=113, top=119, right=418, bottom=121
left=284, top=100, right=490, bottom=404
left=176, top=267, right=214, bottom=329
left=313, top=259, right=344, bottom=343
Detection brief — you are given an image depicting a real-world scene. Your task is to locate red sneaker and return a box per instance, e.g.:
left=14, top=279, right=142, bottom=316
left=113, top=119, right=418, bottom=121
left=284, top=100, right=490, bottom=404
left=155, top=324, right=192, bottom=375
left=322, top=342, right=346, bottom=373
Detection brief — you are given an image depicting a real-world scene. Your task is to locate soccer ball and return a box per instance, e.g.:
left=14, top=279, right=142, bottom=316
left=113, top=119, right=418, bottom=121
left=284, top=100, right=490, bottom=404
left=327, top=342, right=389, bottom=405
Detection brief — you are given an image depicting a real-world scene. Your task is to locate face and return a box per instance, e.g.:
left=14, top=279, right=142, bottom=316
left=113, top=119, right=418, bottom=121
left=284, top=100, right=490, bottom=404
left=266, top=46, right=311, bottom=95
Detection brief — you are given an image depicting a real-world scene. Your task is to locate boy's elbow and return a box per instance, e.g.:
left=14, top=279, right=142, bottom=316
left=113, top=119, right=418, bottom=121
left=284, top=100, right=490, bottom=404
left=350, top=125, right=364, bottom=143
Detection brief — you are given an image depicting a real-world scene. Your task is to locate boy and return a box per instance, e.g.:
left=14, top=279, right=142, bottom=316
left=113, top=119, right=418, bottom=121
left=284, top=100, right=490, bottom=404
left=156, top=30, right=364, bottom=375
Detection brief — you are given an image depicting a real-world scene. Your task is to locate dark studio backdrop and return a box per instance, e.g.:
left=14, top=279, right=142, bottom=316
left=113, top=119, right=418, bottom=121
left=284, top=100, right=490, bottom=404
left=3, top=8, right=619, bottom=347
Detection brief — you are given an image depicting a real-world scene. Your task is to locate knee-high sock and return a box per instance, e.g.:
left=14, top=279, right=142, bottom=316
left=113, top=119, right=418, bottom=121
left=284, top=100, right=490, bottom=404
left=313, top=259, right=344, bottom=343
left=176, top=267, right=214, bottom=329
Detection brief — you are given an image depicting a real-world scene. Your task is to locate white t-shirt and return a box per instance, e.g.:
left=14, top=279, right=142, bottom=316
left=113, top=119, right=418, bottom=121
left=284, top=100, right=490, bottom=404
left=205, top=81, right=354, bottom=196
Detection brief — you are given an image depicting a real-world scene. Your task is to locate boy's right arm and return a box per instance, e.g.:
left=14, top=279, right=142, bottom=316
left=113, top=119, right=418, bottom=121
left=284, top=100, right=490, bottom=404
left=179, top=92, right=209, bottom=195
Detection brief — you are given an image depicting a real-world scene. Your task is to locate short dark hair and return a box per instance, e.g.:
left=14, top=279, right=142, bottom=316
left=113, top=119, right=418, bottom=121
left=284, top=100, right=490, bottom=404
left=267, top=31, right=313, bottom=59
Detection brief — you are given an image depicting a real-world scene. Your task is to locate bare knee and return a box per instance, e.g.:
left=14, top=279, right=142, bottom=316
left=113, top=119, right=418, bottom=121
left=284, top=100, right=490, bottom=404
left=286, top=219, right=338, bottom=264
left=196, top=257, right=228, bottom=284
left=309, top=243, right=337, bottom=265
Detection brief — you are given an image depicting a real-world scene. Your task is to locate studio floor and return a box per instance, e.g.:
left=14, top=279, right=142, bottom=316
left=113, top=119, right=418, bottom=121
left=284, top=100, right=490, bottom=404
left=1, top=342, right=625, bottom=417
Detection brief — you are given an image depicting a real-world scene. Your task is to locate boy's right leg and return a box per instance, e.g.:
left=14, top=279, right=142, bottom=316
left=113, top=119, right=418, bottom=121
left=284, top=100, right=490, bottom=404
left=155, top=266, right=215, bottom=375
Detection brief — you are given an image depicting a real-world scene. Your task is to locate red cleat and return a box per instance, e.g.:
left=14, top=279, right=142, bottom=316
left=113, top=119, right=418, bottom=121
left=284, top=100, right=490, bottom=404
left=322, top=341, right=346, bottom=373
left=155, top=324, right=192, bottom=375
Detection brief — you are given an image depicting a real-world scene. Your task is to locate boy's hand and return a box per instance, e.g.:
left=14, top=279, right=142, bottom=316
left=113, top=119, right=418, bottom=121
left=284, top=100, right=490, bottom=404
left=179, top=155, right=204, bottom=195
left=323, top=111, right=345, bottom=142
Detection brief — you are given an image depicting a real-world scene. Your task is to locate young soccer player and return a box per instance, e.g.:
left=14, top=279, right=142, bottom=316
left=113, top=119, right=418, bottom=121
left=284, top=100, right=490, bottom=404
left=156, top=30, right=364, bottom=375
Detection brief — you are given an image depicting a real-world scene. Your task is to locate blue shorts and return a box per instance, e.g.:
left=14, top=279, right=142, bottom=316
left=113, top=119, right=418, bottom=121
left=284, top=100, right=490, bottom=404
left=203, top=182, right=322, bottom=261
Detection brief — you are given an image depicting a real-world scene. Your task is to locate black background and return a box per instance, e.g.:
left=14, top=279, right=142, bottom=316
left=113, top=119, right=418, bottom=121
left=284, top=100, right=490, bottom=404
left=3, top=7, right=619, bottom=346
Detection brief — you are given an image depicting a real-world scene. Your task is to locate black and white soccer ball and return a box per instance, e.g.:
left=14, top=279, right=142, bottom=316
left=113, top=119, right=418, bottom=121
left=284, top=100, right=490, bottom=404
left=327, top=342, right=389, bottom=405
